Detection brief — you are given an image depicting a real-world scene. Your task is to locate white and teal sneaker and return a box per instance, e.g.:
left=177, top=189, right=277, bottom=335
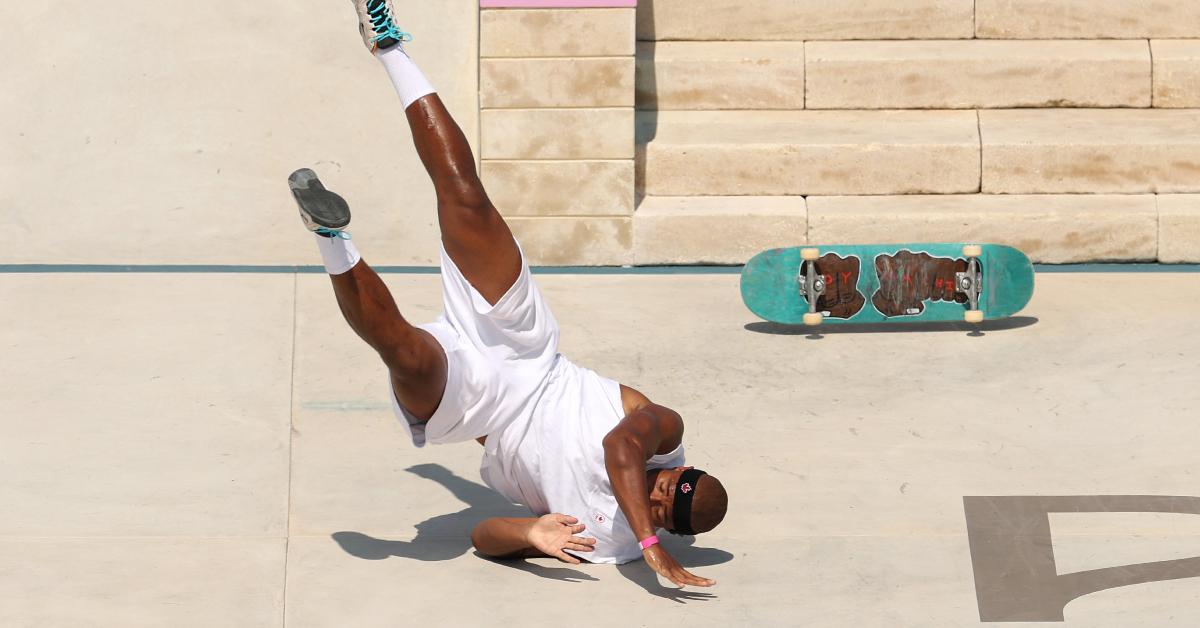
left=352, top=0, right=412, bottom=53
left=288, top=169, right=352, bottom=239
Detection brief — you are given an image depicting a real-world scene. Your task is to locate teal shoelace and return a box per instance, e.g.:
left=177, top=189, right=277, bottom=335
left=315, top=227, right=352, bottom=240
left=367, top=1, right=413, bottom=45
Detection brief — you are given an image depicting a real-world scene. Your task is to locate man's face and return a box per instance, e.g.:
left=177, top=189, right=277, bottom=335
left=649, top=466, right=694, bottom=534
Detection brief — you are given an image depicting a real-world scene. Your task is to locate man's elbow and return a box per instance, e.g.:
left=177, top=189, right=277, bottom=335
left=602, top=432, right=643, bottom=465
left=471, top=519, right=507, bottom=558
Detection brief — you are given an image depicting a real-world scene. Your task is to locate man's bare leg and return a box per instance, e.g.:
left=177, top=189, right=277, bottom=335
left=289, top=168, right=448, bottom=422
left=375, top=40, right=521, bottom=305
left=330, top=264, right=448, bottom=421
left=291, top=4, right=519, bottom=424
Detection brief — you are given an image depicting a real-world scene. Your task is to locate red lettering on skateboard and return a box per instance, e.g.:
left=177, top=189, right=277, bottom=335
left=873, top=251, right=970, bottom=317
left=801, top=254, right=866, bottom=319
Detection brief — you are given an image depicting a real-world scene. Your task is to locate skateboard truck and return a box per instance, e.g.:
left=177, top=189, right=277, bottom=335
left=797, top=248, right=826, bottom=326
left=958, top=245, right=984, bottom=324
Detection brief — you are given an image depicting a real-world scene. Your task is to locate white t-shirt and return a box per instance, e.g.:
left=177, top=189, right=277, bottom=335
left=390, top=246, right=685, bottom=564
left=479, top=355, right=686, bottom=565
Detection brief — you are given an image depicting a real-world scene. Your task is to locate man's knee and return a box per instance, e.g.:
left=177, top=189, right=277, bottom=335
left=380, top=328, right=445, bottom=382
left=438, top=179, right=492, bottom=216
left=439, top=198, right=508, bottom=246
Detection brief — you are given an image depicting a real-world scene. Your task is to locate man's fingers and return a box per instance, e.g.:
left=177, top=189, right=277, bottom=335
left=554, top=550, right=581, bottom=564
left=569, top=536, right=596, bottom=546
left=566, top=542, right=594, bottom=552
left=569, top=524, right=587, bottom=534
left=677, top=570, right=715, bottom=587
left=556, top=514, right=579, bottom=525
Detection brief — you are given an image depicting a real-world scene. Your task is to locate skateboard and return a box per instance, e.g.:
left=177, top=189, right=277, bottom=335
left=741, top=243, right=1034, bottom=326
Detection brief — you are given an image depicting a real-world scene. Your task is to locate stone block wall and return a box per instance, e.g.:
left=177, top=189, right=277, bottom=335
left=629, top=0, right=1200, bottom=264
left=473, top=1, right=1200, bottom=264
left=479, top=2, right=638, bottom=265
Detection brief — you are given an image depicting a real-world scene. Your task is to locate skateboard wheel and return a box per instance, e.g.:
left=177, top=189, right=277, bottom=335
left=801, top=248, right=821, bottom=262
left=803, top=312, right=824, bottom=326
left=964, top=310, right=985, bottom=324
left=962, top=245, right=983, bottom=258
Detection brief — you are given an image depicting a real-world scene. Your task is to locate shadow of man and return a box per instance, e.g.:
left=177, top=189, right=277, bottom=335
left=333, top=464, right=599, bottom=582
left=332, top=463, right=526, bottom=562
left=332, top=464, right=734, bottom=589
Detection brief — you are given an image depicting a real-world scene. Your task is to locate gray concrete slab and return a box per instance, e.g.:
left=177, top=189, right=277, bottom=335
left=2, top=271, right=1199, bottom=626
left=0, top=275, right=293, bottom=536
left=0, top=538, right=285, bottom=628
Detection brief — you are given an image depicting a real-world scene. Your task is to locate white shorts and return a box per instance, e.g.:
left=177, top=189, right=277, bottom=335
left=390, top=242, right=561, bottom=447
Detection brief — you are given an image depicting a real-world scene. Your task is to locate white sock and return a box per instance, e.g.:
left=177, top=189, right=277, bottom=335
left=314, top=234, right=362, bottom=275
left=377, top=47, right=436, bottom=109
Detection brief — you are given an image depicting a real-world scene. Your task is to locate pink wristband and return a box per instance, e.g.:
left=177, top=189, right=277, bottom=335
left=639, top=535, right=660, bottom=550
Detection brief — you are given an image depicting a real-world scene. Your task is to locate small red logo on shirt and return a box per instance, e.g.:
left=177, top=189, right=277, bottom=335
left=681, top=483, right=693, bottom=494
left=594, top=513, right=606, bottom=524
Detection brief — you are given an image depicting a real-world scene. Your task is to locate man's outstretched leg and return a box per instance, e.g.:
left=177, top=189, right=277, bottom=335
left=364, top=0, right=523, bottom=305
left=289, top=169, right=447, bottom=423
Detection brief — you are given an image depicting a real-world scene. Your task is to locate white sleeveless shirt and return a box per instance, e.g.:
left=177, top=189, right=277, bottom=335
left=479, top=355, right=686, bottom=564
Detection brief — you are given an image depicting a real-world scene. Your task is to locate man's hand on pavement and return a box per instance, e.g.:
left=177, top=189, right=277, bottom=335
left=643, top=544, right=716, bottom=587
left=526, top=514, right=597, bottom=564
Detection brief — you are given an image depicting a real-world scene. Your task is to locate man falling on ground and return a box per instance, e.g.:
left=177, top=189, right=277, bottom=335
left=288, top=0, right=728, bottom=587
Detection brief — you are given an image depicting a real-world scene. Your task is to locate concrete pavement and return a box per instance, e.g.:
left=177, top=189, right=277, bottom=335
left=1, top=270, right=1198, bottom=626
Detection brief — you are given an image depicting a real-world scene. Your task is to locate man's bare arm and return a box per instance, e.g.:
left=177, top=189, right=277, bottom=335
left=471, top=517, right=541, bottom=558
left=603, top=398, right=713, bottom=587
left=602, top=402, right=683, bottom=541
left=472, top=515, right=596, bottom=564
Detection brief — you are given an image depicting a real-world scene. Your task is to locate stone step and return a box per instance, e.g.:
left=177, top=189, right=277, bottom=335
left=481, top=58, right=634, bottom=109
left=980, top=110, right=1200, bottom=194
left=806, top=194, right=1158, bottom=263
left=1159, top=195, right=1200, bottom=264
left=508, top=217, right=632, bottom=266
left=633, top=196, right=807, bottom=264
left=638, top=110, right=980, bottom=197
left=1152, top=40, right=1200, bottom=108
left=482, top=8, right=635, bottom=58
left=636, top=42, right=805, bottom=110
left=637, top=0, right=973, bottom=41
left=807, top=40, right=1149, bottom=110
left=976, top=0, right=1200, bottom=39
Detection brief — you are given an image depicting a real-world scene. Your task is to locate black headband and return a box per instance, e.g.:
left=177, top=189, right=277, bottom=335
left=671, top=468, right=707, bottom=535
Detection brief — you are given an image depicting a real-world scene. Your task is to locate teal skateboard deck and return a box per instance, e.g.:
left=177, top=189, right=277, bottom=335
left=741, top=243, right=1034, bottom=326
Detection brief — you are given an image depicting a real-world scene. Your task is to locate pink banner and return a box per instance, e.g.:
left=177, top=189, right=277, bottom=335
left=481, top=0, right=636, bottom=7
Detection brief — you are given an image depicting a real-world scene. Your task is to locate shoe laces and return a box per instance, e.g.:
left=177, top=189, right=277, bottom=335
left=366, top=1, right=413, bottom=44
left=316, top=227, right=352, bottom=240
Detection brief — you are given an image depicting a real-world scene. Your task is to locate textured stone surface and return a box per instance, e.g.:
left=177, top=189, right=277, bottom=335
left=1153, top=40, right=1200, bottom=108
left=981, top=110, right=1200, bottom=194
left=636, top=42, right=805, bottom=110
left=482, top=8, right=635, bottom=57
left=637, top=0, right=974, bottom=41
left=806, top=40, right=1150, bottom=109
left=0, top=275, right=293, bottom=536
left=482, top=109, right=635, bottom=160
left=482, top=160, right=635, bottom=217
left=1159, top=195, right=1200, bottom=263
left=634, top=196, right=807, bottom=264
left=0, top=0, right=479, bottom=266
left=807, top=194, right=1158, bottom=263
left=481, top=58, right=635, bottom=109
left=639, top=110, right=980, bottom=196
left=507, top=217, right=633, bottom=265
left=1, top=539, right=285, bottom=628
left=977, top=0, right=1200, bottom=38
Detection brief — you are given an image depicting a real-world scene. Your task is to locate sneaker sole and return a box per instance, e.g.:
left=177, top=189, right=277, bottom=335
left=288, top=168, right=352, bottom=230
